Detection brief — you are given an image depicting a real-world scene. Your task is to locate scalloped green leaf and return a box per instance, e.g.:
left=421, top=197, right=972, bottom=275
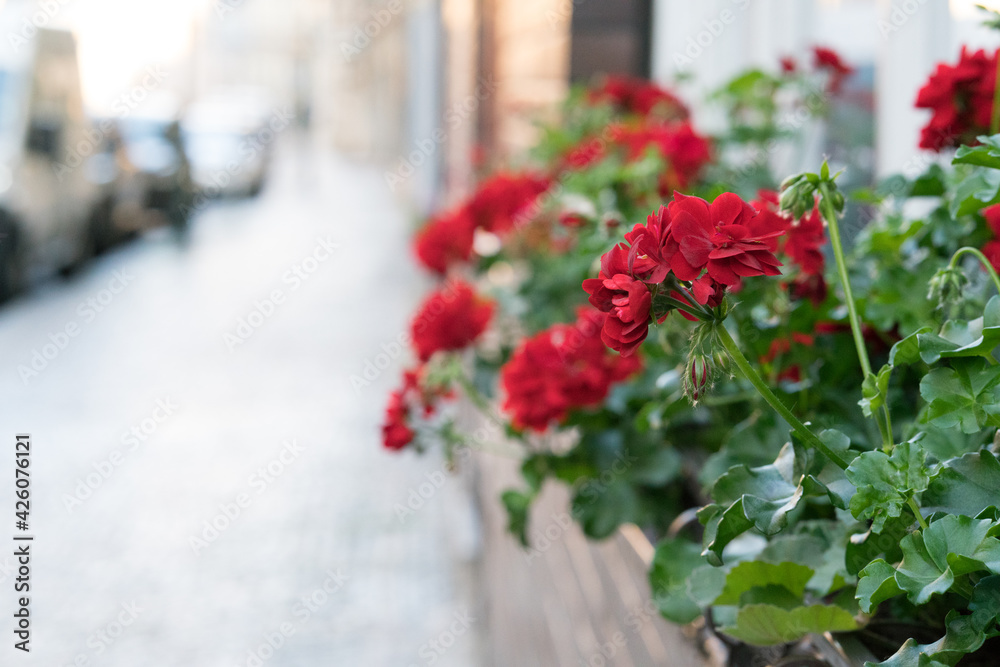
left=722, top=603, right=858, bottom=646
left=917, top=313, right=1000, bottom=364
left=846, top=441, right=932, bottom=533
left=894, top=516, right=1000, bottom=604
left=857, top=559, right=903, bottom=613
left=923, top=450, right=1000, bottom=518
left=869, top=576, right=1000, bottom=667
left=919, top=358, right=1000, bottom=434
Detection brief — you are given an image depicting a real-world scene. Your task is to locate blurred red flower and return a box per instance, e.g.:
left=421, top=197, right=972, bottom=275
left=413, top=206, right=476, bottom=275
left=916, top=47, right=998, bottom=151
left=410, top=280, right=494, bottom=362
left=467, top=172, right=551, bottom=235
left=812, top=46, right=854, bottom=95
left=500, top=309, right=642, bottom=430
left=587, top=75, right=689, bottom=119
left=610, top=122, right=712, bottom=194
left=381, top=366, right=452, bottom=451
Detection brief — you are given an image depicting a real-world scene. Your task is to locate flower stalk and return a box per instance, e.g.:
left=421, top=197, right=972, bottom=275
left=714, top=322, right=850, bottom=469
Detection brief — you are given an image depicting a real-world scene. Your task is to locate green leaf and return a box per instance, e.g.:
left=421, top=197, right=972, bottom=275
left=953, top=135, right=1000, bottom=170
left=950, top=168, right=1000, bottom=218
left=686, top=565, right=727, bottom=607
left=722, top=603, right=858, bottom=646
left=649, top=538, right=707, bottom=624
left=917, top=312, right=1000, bottom=364
left=869, top=576, right=1000, bottom=667
left=714, top=561, right=814, bottom=605
left=501, top=489, right=534, bottom=547
left=701, top=444, right=805, bottom=566
left=860, top=365, right=892, bottom=417
left=846, top=441, right=932, bottom=533
left=890, top=328, right=933, bottom=367
left=857, top=559, right=903, bottom=613
left=919, top=358, right=1000, bottom=433
left=572, top=480, right=640, bottom=539
left=894, top=515, right=1000, bottom=604
left=923, top=450, right=1000, bottom=518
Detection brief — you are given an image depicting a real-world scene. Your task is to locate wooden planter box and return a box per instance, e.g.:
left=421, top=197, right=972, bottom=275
left=471, top=449, right=870, bottom=667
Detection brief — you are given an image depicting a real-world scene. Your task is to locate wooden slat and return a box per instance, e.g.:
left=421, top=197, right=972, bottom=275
left=473, top=449, right=707, bottom=666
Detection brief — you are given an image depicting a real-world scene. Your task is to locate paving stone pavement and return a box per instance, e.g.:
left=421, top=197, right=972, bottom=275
left=0, top=137, right=486, bottom=666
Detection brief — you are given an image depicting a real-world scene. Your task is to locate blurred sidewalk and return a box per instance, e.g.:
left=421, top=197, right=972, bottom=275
left=0, top=134, right=484, bottom=666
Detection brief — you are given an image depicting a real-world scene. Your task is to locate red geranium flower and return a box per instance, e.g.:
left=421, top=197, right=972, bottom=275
left=587, top=75, right=689, bottom=119
left=500, top=309, right=642, bottom=430
left=410, top=280, right=494, bottom=362
left=916, top=47, right=998, bottom=151
left=780, top=57, right=797, bottom=74
left=667, top=192, right=784, bottom=286
left=813, top=46, right=854, bottom=95
left=413, top=206, right=476, bottom=275
left=583, top=273, right=652, bottom=357
left=467, top=172, right=551, bottom=235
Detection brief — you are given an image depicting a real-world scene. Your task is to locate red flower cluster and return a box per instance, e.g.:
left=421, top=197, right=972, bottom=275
left=982, top=204, right=1000, bottom=272
left=414, top=207, right=476, bottom=275
left=584, top=192, right=784, bottom=356
left=410, top=280, right=494, bottom=362
left=561, top=122, right=712, bottom=194
left=500, top=309, right=642, bottom=430
left=381, top=366, right=451, bottom=450
left=916, top=47, right=998, bottom=151
left=468, top=172, right=552, bottom=235
left=412, top=172, right=550, bottom=275
left=751, top=191, right=826, bottom=275
left=611, top=122, right=713, bottom=194
left=587, top=75, right=689, bottom=119
left=812, top=46, right=854, bottom=95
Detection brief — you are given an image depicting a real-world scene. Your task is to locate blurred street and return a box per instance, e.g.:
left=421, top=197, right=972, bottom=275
left=0, top=135, right=483, bottom=666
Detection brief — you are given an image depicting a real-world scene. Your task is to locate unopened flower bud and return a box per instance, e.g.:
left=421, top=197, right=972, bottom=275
left=685, top=356, right=712, bottom=403
left=927, top=266, right=968, bottom=311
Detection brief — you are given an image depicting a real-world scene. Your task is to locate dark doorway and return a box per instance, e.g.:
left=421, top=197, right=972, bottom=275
left=569, top=0, right=652, bottom=83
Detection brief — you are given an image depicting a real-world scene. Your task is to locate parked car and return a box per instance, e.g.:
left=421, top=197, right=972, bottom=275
left=181, top=88, right=278, bottom=198
left=0, top=19, right=105, bottom=301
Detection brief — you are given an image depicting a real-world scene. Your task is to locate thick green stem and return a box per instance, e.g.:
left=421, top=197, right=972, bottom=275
left=715, top=323, right=850, bottom=469
left=907, top=497, right=929, bottom=531
left=950, top=246, right=1000, bottom=295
